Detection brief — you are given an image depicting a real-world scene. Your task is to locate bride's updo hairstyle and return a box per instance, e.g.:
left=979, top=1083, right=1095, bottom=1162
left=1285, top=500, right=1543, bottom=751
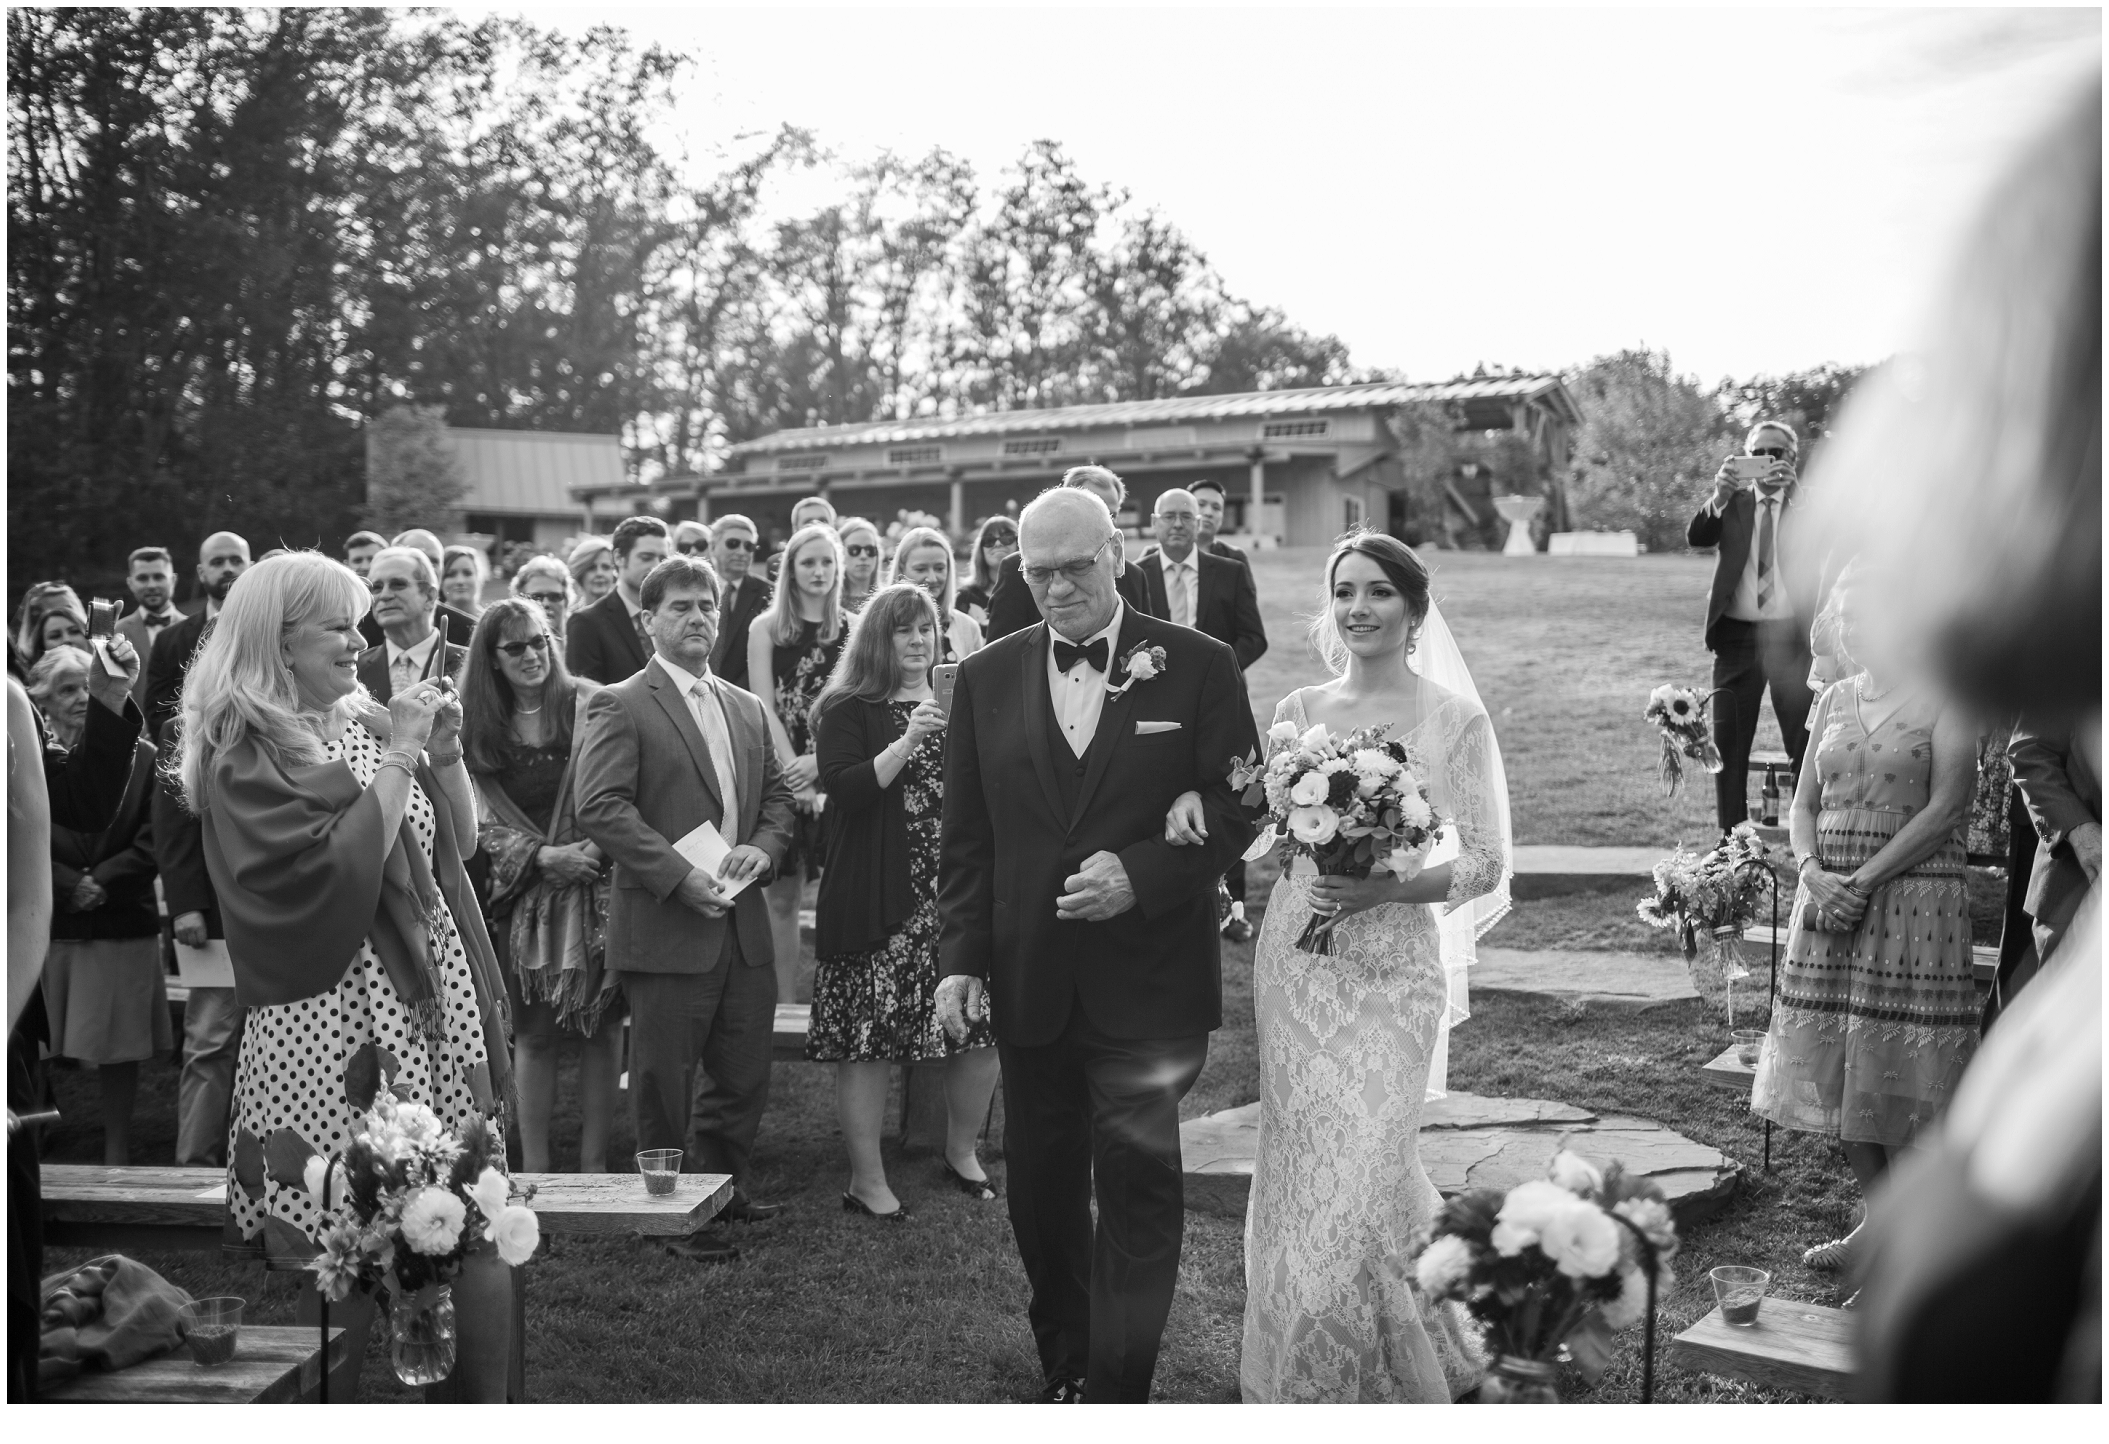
left=1309, top=529, right=1432, bottom=674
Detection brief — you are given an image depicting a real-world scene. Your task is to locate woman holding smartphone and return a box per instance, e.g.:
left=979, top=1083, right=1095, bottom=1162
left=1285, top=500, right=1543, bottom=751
left=807, top=583, right=999, bottom=1218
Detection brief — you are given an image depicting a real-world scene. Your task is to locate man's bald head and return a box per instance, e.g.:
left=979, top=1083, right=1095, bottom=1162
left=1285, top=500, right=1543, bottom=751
left=391, top=529, right=445, bottom=570
left=196, top=531, right=251, bottom=604
left=199, top=531, right=249, bottom=564
left=1019, top=488, right=1124, bottom=641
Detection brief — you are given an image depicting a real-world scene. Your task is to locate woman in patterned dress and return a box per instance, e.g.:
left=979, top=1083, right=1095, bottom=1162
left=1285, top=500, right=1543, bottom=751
left=808, top=584, right=1000, bottom=1219
left=179, top=552, right=516, bottom=1401
left=747, top=522, right=849, bottom=1003
left=1753, top=575, right=1979, bottom=1273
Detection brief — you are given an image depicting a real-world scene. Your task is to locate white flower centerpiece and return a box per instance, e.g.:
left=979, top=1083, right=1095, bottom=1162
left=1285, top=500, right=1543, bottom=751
left=1230, top=718, right=1445, bottom=955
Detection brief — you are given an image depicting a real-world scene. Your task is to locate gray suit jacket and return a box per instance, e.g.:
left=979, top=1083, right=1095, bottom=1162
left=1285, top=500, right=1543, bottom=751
left=2009, top=719, right=2101, bottom=965
left=574, top=655, right=797, bottom=974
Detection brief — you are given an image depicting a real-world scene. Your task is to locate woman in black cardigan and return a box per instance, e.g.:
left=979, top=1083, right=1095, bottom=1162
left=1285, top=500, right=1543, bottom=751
left=808, top=584, right=999, bottom=1220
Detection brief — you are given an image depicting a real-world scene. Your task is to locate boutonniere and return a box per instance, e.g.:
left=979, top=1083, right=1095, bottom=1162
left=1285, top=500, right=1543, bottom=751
left=1106, top=642, right=1168, bottom=698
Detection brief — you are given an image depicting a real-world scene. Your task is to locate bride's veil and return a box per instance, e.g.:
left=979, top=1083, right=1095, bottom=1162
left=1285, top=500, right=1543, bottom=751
left=1412, top=598, right=1514, bottom=1099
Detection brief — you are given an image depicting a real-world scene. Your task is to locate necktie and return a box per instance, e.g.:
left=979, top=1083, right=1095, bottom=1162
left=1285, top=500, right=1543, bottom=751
left=1755, top=499, right=1777, bottom=611
left=634, top=611, right=652, bottom=652
left=1053, top=638, right=1108, bottom=674
left=391, top=651, right=420, bottom=694
left=1174, top=562, right=1193, bottom=628
left=689, top=679, right=736, bottom=816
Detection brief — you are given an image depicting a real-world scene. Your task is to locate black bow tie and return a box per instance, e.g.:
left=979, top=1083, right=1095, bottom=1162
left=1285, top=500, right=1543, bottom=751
left=1053, top=638, right=1109, bottom=674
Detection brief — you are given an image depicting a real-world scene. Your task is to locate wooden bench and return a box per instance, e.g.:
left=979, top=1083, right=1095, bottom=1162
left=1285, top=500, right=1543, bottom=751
left=41, top=1324, right=349, bottom=1404
left=1671, top=1299, right=1855, bottom=1400
left=1701, top=1044, right=1756, bottom=1094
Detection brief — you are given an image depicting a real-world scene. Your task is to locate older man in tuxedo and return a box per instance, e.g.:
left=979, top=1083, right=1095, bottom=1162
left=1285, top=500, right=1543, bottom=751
left=937, top=487, right=1258, bottom=1402
left=1688, top=420, right=1816, bottom=832
left=355, top=547, right=467, bottom=702
left=982, top=466, right=1155, bottom=641
left=575, top=554, right=797, bottom=1263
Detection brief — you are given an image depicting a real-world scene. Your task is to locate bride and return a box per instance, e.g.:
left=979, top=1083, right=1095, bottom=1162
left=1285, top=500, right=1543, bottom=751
left=1169, top=531, right=1512, bottom=1402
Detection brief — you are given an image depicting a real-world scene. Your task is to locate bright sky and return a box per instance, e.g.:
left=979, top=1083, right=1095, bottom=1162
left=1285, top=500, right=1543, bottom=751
left=491, top=3, right=2100, bottom=384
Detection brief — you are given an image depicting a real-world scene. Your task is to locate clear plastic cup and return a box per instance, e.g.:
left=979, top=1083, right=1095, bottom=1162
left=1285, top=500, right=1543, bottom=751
left=1710, top=1266, right=1770, bottom=1327
left=637, top=1149, right=682, bottom=1196
left=1732, top=1029, right=1766, bottom=1067
left=179, top=1296, right=245, bottom=1366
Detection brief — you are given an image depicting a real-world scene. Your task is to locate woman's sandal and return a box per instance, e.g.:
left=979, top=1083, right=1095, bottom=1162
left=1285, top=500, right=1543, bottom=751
left=1802, top=1237, right=1854, bottom=1271
left=943, top=1163, right=1000, bottom=1201
left=842, top=1191, right=913, bottom=1222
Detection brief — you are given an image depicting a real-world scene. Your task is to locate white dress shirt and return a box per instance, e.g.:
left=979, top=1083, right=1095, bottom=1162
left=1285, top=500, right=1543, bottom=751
left=1046, top=602, right=1125, bottom=757
left=654, top=654, right=739, bottom=821
left=1726, top=491, right=1792, bottom=623
left=1157, top=550, right=1198, bottom=629
left=385, top=627, right=444, bottom=691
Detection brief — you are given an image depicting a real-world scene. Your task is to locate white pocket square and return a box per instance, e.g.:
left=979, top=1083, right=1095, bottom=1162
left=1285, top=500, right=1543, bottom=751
left=1134, top=720, right=1183, bottom=735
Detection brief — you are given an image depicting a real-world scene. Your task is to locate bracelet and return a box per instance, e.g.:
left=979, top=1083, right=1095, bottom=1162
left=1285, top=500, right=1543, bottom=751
left=377, top=752, right=418, bottom=780
left=426, top=749, right=463, bottom=768
left=1796, top=854, right=1821, bottom=874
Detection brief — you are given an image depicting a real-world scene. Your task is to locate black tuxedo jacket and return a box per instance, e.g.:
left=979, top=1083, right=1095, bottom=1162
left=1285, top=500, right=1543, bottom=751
left=1135, top=546, right=1268, bottom=670
left=359, top=603, right=474, bottom=652
left=980, top=549, right=1156, bottom=642
left=566, top=588, right=651, bottom=684
left=710, top=574, right=773, bottom=692
left=938, top=608, right=1259, bottom=1045
left=1687, top=488, right=1817, bottom=652
left=1205, top=537, right=1250, bottom=570
left=354, top=636, right=468, bottom=703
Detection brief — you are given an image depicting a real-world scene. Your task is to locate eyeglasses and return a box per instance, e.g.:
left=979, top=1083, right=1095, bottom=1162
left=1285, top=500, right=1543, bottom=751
left=524, top=591, right=566, bottom=608
left=984, top=533, right=1017, bottom=547
left=496, top=635, right=551, bottom=658
left=676, top=541, right=709, bottom=555
left=1154, top=511, right=1197, bottom=523
left=368, top=577, right=423, bottom=594
left=845, top=544, right=879, bottom=559
left=717, top=536, right=755, bottom=552
left=1022, top=537, right=1116, bottom=587
left=1749, top=446, right=1792, bottom=461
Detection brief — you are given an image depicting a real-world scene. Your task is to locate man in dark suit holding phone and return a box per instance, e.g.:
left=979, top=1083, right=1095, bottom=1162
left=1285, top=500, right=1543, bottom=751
left=1688, top=420, right=1816, bottom=832
left=936, top=487, right=1258, bottom=1403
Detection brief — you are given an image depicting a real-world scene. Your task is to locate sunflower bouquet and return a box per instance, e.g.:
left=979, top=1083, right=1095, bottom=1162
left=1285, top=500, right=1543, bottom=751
left=1643, top=684, right=1723, bottom=796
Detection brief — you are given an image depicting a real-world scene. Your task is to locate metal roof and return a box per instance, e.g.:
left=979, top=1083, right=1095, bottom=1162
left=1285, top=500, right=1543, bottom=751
left=728, top=375, right=1580, bottom=456
left=444, top=428, right=627, bottom=514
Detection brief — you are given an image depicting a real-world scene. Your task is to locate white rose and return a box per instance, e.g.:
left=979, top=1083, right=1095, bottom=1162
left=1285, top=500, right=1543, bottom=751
left=1289, top=771, right=1330, bottom=807
left=1413, top=1234, right=1477, bottom=1297
left=399, top=1186, right=467, bottom=1256
left=1298, top=723, right=1331, bottom=754
left=1612, top=1196, right=1678, bottom=1256
left=1267, top=719, right=1301, bottom=745
left=1287, top=805, right=1339, bottom=846
left=1126, top=650, right=1159, bottom=680
left=1379, top=844, right=1427, bottom=881
left=490, top=1204, right=541, bottom=1266
left=1490, top=1178, right=1577, bottom=1254
left=467, top=1165, right=510, bottom=1223
left=1601, top=1266, right=1649, bottom=1330
left=1547, top=1150, right=1603, bottom=1196
left=1539, top=1200, right=1623, bottom=1278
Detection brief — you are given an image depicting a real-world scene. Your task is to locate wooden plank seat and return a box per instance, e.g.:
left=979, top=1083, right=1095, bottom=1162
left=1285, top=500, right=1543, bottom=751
left=773, top=1002, right=810, bottom=1061
left=1701, top=1044, right=1756, bottom=1094
left=41, top=1325, right=349, bottom=1405
left=1671, top=1300, right=1855, bottom=1400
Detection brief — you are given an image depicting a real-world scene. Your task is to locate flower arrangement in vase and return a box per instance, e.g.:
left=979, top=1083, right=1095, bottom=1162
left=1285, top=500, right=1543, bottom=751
left=1231, top=718, right=1447, bottom=955
left=1636, top=823, right=1777, bottom=1020
left=1412, top=1149, right=1680, bottom=1402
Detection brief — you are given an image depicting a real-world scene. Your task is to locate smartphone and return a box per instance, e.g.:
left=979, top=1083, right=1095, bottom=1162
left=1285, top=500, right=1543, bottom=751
left=931, top=662, right=960, bottom=718
left=87, top=597, right=120, bottom=666
left=1726, top=456, right=1773, bottom=486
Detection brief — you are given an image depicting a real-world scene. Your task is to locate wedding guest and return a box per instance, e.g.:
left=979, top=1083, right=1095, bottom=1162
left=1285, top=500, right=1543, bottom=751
left=180, top=550, right=513, bottom=1399
left=706, top=515, right=770, bottom=691
left=810, top=584, right=1000, bottom=1217
left=146, top=530, right=250, bottom=740
left=368, top=529, right=474, bottom=647
left=1188, top=479, right=1249, bottom=569
left=2008, top=719, right=2099, bottom=971
left=1689, top=421, right=1817, bottom=832
left=887, top=525, right=983, bottom=663
left=955, top=516, right=1018, bottom=625
left=837, top=516, right=882, bottom=614
left=115, top=547, right=181, bottom=710
left=747, top=522, right=847, bottom=1003
left=342, top=530, right=387, bottom=580
left=153, top=737, right=240, bottom=1168
left=573, top=554, right=798, bottom=1261
left=672, top=519, right=713, bottom=556
left=1751, top=573, right=1979, bottom=1275
left=566, top=515, right=669, bottom=685
left=30, top=647, right=166, bottom=1165
left=12, top=582, right=83, bottom=667
left=1805, top=554, right=1864, bottom=709
left=463, top=599, right=620, bottom=1173
left=568, top=534, right=619, bottom=605
left=509, top=553, right=578, bottom=637
left=356, top=547, right=467, bottom=703
left=792, top=495, right=838, bottom=532
left=442, top=544, right=492, bottom=623
left=22, top=596, right=88, bottom=672
left=983, top=466, right=1154, bottom=640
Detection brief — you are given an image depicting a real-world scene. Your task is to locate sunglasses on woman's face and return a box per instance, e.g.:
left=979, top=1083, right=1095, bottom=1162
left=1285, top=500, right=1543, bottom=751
left=986, top=534, right=1016, bottom=548
left=496, top=635, right=551, bottom=658
left=676, top=541, right=708, bottom=555
left=845, top=544, right=879, bottom=559
left=525, top=591, right=566, bottom=608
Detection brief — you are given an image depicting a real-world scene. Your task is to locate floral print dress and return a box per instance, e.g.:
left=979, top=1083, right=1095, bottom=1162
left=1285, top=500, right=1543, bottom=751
left=772, top=616, right=846, bottom=880
left=805, top=700, right=996, bottom=1062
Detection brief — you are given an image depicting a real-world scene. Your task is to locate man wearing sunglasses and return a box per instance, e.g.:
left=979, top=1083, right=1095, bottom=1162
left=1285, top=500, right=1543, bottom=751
left=1689, top=420, right=1816, bottom=832
left=705, top=514, right=771, bottom=692
left=354, top=546, right=468, bottom=703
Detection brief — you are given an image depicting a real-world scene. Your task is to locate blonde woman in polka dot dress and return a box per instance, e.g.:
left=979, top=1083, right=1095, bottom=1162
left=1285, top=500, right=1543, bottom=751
left=1752, top=577, right=1980, bottom=1276
left=179, top=552, right=517, bottom=1400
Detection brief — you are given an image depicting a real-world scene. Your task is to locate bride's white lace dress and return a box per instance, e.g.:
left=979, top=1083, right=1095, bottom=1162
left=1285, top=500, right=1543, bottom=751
left=1240, top=683, right=1506, bottom=1403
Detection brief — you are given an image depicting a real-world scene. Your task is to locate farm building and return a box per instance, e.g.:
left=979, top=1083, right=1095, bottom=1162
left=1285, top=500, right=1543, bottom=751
left=440, top=426, right=638, bottom=552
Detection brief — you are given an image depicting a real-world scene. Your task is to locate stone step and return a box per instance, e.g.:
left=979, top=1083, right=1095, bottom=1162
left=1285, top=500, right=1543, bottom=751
left=1470, top=947, right=1702, bottom=1011
left=1183, top=1092, right=1738, bottom=1226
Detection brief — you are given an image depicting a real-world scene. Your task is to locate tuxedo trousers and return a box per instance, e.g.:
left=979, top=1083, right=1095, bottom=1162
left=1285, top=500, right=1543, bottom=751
left=998, top=1001, right=1207, bottom=1403
left=1709, top=617, right=1813, bottom=831
left=619, top=935, right=773, bottom=1201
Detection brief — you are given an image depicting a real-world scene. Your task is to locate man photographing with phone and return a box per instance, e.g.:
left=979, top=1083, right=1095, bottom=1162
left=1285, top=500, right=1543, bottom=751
left=1688, top=420, right=1815, bottom=834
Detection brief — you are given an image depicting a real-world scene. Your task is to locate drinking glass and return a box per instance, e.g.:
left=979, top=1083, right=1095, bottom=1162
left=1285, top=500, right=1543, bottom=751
left=179, top=1296, right=245, bottom=1366
left=1710, top=1266, right=1770, bottom=1327
left=1732, top=1029, right=1766, bottom=1067
left=637, top=1149, right=683, bottom=1196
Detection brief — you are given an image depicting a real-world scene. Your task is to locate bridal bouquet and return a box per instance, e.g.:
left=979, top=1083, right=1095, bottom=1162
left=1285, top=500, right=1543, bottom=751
left=1232, top=719, right=1446, bottom=956
left=1411, top=1150, right=1679, bottom=1395
left=1643, top=684, right=1723, bottom=797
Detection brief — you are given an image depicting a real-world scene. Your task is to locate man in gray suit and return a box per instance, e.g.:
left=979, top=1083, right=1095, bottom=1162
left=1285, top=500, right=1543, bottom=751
left=575, top=553, right=797, bottom=1262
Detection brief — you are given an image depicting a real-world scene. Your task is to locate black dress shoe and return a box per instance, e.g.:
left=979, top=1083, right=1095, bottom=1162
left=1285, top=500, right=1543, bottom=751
left=720, top=1198, right=784, bottom=1223
left=1036, top=1376, right=1086, bottom=1403
left=664, top=1234, right=739, bottom=1264
left=841, top=1191, right=912, bottom=1222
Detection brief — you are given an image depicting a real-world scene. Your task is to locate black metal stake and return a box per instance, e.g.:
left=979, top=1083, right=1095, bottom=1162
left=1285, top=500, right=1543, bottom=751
left=1611, top=1215, right=1660, bottom=1404
left=318, top=1159, right=329, bottom=1405
left=1765, top=861, right=1780, bottom=1172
